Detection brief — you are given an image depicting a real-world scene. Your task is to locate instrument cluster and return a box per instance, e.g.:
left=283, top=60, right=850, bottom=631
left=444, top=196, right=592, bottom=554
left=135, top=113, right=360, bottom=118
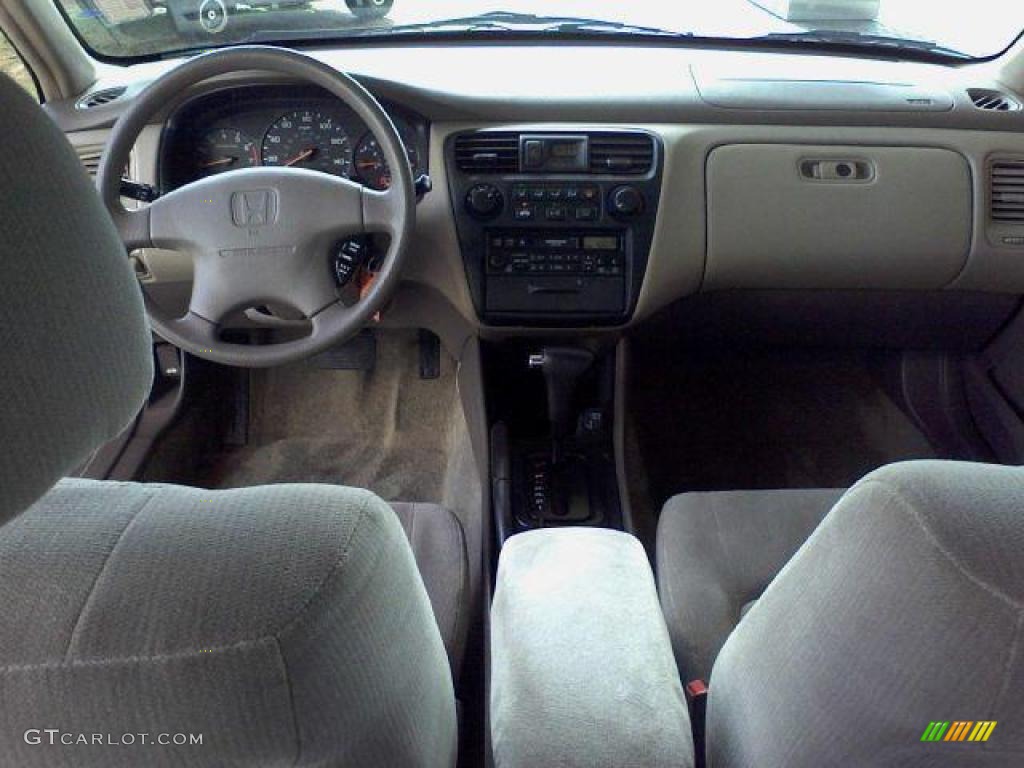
left=161, top=85, right=427, bottom=192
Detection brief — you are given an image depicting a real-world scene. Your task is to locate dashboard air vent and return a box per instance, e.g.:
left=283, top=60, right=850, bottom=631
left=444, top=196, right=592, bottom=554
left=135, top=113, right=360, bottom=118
left=990, top=160, right=1024, bottom=223
left=455, top=133, right=520, bottom=173
left=589, top=132, right=655, bottom=174
left=77, top=146, right=103, bottom=178
left=968, top=88, right=1021, bottom=112
left=76, top=86, right=127, bottom=110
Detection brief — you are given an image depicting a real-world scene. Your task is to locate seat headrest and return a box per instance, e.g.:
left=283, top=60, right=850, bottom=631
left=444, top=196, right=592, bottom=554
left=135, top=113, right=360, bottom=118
left=0, top=75, right=153, bottom=523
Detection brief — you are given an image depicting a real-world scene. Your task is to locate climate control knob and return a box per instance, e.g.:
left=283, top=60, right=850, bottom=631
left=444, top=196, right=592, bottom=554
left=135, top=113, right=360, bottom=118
left=465, top=184, right=504, bottom=219
left=610, top=185, right=645, bottom=217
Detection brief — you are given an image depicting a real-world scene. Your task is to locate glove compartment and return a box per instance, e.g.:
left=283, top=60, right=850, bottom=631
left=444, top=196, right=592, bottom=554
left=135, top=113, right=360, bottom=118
left=704, top=144, right=972, bottom=291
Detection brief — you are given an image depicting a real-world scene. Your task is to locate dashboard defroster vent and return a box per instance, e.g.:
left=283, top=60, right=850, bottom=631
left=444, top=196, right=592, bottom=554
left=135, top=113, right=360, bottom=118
left=76, top=86, right=128, bottom=110
left=969, top=88, right=1021, bottom=112
left=455, top=133, right=520, bottom=173
left=589, top=133, right=655, bottom=174
left=990, top=160, right=1024, bottom=223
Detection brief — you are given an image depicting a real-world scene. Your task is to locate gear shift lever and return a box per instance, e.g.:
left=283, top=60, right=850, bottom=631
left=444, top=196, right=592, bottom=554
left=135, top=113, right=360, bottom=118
left=529, top=347, right=595, bottom=463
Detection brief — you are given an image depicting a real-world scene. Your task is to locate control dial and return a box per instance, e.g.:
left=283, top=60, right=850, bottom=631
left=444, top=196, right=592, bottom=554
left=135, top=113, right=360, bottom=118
left=466, top=184, right=504, bottom=219
left=610, top=185, right=645, bottom=217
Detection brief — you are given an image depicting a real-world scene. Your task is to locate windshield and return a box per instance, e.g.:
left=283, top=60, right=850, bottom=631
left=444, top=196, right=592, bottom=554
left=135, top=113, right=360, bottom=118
left=56, top=1, right=1024, bottom=61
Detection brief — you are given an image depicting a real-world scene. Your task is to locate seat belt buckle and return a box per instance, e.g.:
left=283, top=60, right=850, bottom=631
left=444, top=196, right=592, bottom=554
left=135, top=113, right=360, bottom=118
left=685, top=680, right=708, bottom=768
left=686, top=679, right=708, bottom=700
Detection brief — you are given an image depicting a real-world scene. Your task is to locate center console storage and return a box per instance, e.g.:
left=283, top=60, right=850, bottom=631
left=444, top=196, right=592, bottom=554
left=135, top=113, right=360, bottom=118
left=446, top=130, right=663, bottom=326
left=490, top=528, right=694, bottom=768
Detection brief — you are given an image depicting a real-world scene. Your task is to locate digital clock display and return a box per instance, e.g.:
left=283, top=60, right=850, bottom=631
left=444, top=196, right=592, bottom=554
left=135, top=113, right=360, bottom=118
left=583, top=236, right=620, bottom=251
left=550, top=142, right=581, bottom=158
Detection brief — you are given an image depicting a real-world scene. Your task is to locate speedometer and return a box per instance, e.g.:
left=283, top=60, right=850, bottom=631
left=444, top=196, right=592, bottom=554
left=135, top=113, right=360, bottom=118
left=261, top=110, right=353, bottom=177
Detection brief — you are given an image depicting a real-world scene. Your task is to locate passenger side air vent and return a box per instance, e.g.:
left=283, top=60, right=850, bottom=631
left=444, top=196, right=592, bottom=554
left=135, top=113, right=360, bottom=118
left=968, top=88, right=1021, bottom=112
left=589, top=132, right=655, bottom=174
left=77, top=145, right=104, bottom=178
left=455, top=133, right=520, bottom=173
left=990, top=160, right=1024, bottom=223
left=76, top=86, right=127, bottom=110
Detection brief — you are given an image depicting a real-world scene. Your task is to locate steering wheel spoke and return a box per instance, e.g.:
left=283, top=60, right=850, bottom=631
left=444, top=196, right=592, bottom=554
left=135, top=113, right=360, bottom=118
left=362, top=188, right=404, bottom=236
left=111, top=205, right=153, bottom=252
left=188, top=242, right=341, bottom=326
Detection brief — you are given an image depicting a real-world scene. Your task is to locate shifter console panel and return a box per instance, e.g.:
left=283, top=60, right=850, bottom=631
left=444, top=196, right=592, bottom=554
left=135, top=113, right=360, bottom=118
left=446, top=129, right=663, bottom=326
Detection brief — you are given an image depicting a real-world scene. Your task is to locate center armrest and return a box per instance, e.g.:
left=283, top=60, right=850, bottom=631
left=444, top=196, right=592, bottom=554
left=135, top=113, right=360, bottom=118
left=490, top=528, right=694, bottom=768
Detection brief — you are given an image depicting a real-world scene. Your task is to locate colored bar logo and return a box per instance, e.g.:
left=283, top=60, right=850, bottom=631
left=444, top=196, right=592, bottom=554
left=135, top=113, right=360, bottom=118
left=921, top=721, right=997, bottom=743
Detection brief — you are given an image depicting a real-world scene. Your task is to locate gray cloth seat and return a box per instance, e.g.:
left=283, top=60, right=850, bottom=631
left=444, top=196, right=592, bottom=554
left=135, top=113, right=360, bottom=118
left=659, top=462, right=1024, bottom=766
left=391, top=501, right=469, bottom=673
left=0, top=71, right=463, bottom=767
left=0, top=480, right=458, bottom=766
left=656, top=488, right=844, bottom=682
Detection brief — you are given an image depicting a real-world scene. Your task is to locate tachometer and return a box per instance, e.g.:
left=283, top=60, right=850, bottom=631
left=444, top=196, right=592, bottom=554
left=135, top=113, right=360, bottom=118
left=354, top=132, right=420, bottom=191
left=261, top=110, right=353, bottom=177
left=196, top=128, right=259, bottom=176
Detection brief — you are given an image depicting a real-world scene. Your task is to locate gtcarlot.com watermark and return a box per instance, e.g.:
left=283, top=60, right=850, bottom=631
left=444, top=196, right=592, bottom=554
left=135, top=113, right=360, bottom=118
left=24, top=729, right=203, bottom=747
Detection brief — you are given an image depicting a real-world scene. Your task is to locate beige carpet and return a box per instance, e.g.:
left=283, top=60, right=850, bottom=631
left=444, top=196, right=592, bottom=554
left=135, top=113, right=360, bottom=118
left=628, top=350, right=939, bottom=507
left=198, top=331, right=464, bottom=504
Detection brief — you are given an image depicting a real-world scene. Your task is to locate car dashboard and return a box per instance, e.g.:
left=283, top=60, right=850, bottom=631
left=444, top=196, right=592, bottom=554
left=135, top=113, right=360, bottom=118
left=49, top=43, right=1024, bottom=341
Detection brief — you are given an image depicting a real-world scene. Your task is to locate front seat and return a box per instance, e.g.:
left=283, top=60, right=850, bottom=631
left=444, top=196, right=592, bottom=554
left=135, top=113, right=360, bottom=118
left=656, top=488, right=843, bottom=682
left=658, top=463, right=1024, bottom=765
left=0, top=74, right=462, bottom=767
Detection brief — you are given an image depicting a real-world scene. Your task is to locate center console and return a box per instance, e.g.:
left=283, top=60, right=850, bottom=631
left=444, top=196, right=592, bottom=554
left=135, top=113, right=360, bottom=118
left=446, top=130, right=663, bottom=326
left=490, top=528, right=694, bottom=768
left=486, top=340, right=623, bottom=543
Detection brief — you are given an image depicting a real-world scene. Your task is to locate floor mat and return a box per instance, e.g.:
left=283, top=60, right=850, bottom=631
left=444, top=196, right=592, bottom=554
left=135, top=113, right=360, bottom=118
left=196, top=331, right=463, bottom=503
left=628, top=349, right=938, bottom=512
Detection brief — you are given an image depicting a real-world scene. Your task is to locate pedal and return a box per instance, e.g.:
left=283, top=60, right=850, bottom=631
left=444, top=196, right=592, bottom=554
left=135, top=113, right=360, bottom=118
left=224, top=368, right=250, bottom=448
left=419, top=330, right=442, bottom=380
left=309, top=329, right=377, bottom=371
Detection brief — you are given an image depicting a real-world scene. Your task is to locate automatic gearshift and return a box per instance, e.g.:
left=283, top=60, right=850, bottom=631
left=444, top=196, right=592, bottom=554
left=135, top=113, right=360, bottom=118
left=529, top=347, right=595, bottom=464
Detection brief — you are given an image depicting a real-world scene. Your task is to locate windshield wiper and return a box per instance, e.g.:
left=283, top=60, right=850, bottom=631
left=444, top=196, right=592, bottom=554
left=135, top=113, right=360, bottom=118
left=354, top=11, right=694, bottom=39
left=216, top=11, right=692, bottom=52
left=156, top=9, right=694, bottom=57
left=752, top=30, right=969, bottom=60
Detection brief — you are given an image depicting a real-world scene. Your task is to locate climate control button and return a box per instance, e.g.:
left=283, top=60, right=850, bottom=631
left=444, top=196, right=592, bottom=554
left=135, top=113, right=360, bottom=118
left=610, top=185, right=645, bottom=217
left=465, top=184, right=504, bottom=219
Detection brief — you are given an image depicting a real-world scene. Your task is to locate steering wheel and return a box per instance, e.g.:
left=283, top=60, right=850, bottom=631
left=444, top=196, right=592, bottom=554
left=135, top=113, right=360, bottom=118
left=98, top=46, right=415, bottom=368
